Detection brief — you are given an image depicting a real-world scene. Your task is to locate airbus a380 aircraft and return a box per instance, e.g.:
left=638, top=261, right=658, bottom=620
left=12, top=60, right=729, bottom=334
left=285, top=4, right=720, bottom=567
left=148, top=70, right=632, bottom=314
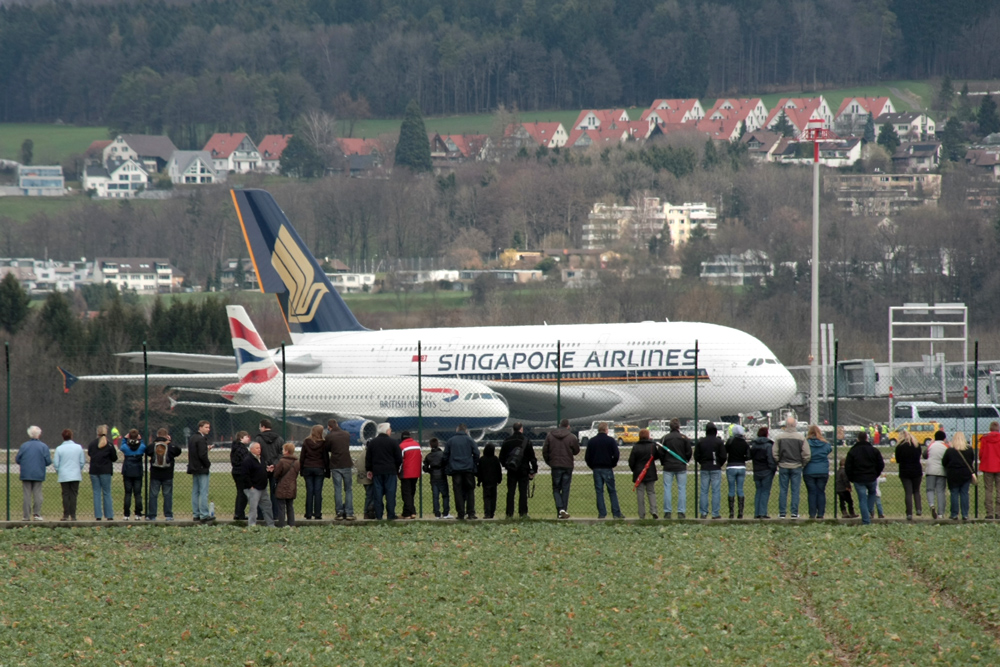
left=129, top=189, right=797, bottom=426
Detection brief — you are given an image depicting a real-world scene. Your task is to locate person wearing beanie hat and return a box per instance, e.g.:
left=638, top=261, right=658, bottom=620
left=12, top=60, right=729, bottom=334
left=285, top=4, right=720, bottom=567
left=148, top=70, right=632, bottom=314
left=724, top=424, right=750, bottom=519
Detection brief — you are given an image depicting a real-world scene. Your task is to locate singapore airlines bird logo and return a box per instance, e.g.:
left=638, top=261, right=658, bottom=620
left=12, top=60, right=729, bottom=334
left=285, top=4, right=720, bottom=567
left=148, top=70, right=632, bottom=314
left=272, top=225, right=328, bottom=323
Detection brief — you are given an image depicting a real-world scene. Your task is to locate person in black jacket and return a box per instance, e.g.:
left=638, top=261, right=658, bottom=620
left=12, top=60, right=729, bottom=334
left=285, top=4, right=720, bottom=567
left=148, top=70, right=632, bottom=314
left=241, top=441, right=274, bottom=527
left=187, top=420, right=214, bottom=523
left=229, top=431, right=252, bottom=521
left=844, top=431, right=884, bottom=525
left=365, top=423, right=402, bottom=520
left=628, top=430, right=663, bottom=519
left=725, top=425, right=751, bottom=519
left=749, top=427, right=777, bottom=519
left=499, top=423, right=537, bottom=519
left=695, top=423, right=727, bottom=519
left=255, top=420, right=284, bottom=510
left=894, top=431, right=923, bottom=520
left=942, top=432, right=976, bottom=521
left=423, top=438, right=452, bottom=518
left=477, top=444, right=503, bottom=519
left=119, top=429, right=146, bottom=521
left=146, top=428, right=182, bottom=521
left=585, top=422, right=624, bottom=519
left=660, top=419, right=692, bottom=519
left=87, top=425, right=118, bottom=521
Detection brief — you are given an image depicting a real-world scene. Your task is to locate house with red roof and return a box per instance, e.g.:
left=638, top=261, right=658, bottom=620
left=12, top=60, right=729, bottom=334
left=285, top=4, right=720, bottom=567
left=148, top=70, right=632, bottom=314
left=521, top=122, right=568, bottom=148
left=203, top=133, right=261, bottom=173
left=337, top=138, right=383, bottom=157
left=764, top=98, right=833, bottom=138
left=834, top=97, right=895, bottom=136
left=429, top=134, right=490, bottom=163
left=704, top=99, right=768, bottom=132
left=640, top=107, right=701, bottom=127
left=258, top=134, right=292, bottom=173
left=566, top=126, right=632, bottom=149
left=649, top=99, right=705, bottom=121
left=573, top=109, right=629, bottom=130
left=695, top=117, right=744, bottom=142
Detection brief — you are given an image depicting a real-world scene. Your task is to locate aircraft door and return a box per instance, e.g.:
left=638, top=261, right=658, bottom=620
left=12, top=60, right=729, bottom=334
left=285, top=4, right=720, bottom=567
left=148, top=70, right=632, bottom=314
left=375, top=340, right=396, bottom=364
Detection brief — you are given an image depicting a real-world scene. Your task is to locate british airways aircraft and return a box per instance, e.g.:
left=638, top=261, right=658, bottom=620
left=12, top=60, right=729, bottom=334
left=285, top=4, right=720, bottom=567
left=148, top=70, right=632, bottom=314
left=129, top=189, right=797, bottom=426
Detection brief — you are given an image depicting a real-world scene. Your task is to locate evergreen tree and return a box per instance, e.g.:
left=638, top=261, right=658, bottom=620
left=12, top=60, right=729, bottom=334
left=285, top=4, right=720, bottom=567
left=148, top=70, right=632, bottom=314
left=702, top=139, right=720, bottom=170
left=680, top=226, right=714, bottom=279
left=937, top=75, right=955, bottom=111
left=20, top=139, right=33, bottom=166
left=37, top=291, right=79, bottom=355
left=863, top=113, right=876, bottom=143
left=940, top=117, right=966, bottom=162
left=737, top=121, right=747, bottom=141
left=877, top=122, right=901, bottom=155
left=232, top=258, right=246, bottom=290
left=280, top=134, right=324, bottom=178
left=773, top=112, right=794, bottom=137
left=978, top=95, right=1000, bottom=137
left=0, top=273, right=31, bottom=333
left=394, top=99, right=432, bottom=172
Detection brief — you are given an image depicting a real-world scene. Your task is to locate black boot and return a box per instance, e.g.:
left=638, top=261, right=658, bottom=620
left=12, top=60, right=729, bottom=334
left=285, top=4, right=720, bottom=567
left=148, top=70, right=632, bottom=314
left=737, top=497, right=744, bottom=519
left=728, top=497, right=735, bottom=519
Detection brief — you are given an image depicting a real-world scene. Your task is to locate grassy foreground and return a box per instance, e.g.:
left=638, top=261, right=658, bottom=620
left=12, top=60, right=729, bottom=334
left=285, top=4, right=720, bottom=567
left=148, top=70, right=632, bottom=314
left=1, top=523, right=1000, bottom=665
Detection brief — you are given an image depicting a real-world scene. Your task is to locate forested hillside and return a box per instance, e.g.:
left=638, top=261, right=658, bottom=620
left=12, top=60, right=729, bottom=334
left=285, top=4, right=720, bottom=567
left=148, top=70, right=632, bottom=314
left=1, top=0, right=998, bottom=146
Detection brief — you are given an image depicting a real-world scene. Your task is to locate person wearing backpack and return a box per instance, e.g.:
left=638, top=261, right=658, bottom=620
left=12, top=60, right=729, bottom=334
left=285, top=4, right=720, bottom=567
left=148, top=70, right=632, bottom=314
left=585, top=422, right=624, bottom=519
left=499, top=423, right=537, bottom=519
left=422, top=438, right=452, bottom=518
left=229, top=431, right=252, bottom=521
left=477, top=443, right=503, bottom=519
left=120, top=429, right=146, bottom=521
left=146, top=428, right=182, bottom=521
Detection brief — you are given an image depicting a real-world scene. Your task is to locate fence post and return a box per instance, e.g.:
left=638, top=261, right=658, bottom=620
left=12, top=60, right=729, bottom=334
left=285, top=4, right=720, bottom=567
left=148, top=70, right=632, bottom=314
left=281, top=343, right=287, bottom=441
left=556, top=340, right=561, bottom=425
left=5, top=341, right=8, bottom=522
left=418, top=340, right=423, bottom=519
left=975, top=340, right=979, bottom=519
left=143, top=341, right=149, bottom=515
left=693, top=340, right=699, bottom=516
left=832, top=340, right=839, bottom=520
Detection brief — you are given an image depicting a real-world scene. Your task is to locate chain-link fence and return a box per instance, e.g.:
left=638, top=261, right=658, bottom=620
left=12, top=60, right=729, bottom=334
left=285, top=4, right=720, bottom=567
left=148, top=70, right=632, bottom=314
left=1, top=336, right=993, bottom=522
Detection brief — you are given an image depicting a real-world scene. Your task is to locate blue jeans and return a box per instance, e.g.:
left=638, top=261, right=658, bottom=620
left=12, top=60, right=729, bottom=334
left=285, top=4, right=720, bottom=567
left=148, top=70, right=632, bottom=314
left=853, top=481, right=879, bottom=524
left=147, top=478, right=173, bottom=519
left=330, top=468, right=354, bottom=517
left=592, top=469, right=622, bottom=518
left=699, top=470, right=722, bottom=517
left=754, top=472, right=774, bottom=517
left=303, top=467, right=325, bottom=518
left=803, top=473, right=828, bottom=518
left=372, top=474, right=397, bottom=520
left=950, top=481, right=971, bottom=519
left=662, top=470, right=687, bottom=514
left=726, top=467, right=746, bottom=498
left=191, top=473, right=210, bottom=519
left=778, top=468, right=803, bottom=516
left=431, top=479, right=450, bottom=517
left=551, top=467, right=572, bottom=513
left=90, top=473, right=113, bottom=519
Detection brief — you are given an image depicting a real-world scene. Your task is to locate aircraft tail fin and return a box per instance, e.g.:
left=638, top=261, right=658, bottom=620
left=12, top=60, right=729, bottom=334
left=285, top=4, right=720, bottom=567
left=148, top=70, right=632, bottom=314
left=227, top=306, right=281, bottom=388
left=58, top=367, right=78, bottom=394
left=230, top=188, right=366, bottom=335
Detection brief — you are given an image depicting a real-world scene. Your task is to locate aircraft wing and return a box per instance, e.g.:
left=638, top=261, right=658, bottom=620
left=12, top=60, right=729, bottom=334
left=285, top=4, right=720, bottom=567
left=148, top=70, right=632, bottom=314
left=68, top=373, right=238, bottom=388
left=484, top=382, right=623, bottom=423
left=169, top=398, right=364, bottom=422
left=116, top=351, right=321, bottom=373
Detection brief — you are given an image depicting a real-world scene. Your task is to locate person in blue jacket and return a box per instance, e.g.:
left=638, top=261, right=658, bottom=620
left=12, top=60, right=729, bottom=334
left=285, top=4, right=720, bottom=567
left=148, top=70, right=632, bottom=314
left=803, top=425, right=832, bottom=519
left=120, top=429, right=146, bottom=521
left=16, top=425, right=51, bottom=521
left=52, top=428, right=86, bottom=521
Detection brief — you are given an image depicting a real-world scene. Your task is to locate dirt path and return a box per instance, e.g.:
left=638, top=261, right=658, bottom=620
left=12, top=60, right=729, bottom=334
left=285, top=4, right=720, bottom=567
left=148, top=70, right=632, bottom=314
left=889, top=86, right=924, bottom=111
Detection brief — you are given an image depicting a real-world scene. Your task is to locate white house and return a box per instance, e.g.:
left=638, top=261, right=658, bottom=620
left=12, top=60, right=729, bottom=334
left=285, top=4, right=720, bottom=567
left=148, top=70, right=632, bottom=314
left=203, top=133, right=262, bottom=173
left=0, top=257, right=92, bottom=293
left=833, top=97, right=895, bottom=136
left=665, top=202, right=718, bottom=248
left=95, top=258, right=179, bottom=294
left=167, top=151, right=222, bottom=185
left=102, top=135, right=177, bottom=174
left=258, top=135, right=292, bottom=173
left=82, top=158, right=148, bottom=198
left=17, top=165, right=65, bottom=196
left=875, top=112, right=936, bottom=141
left=572, top=109, right=629, bottom=130
left=705, top=99, right=769, bottom=132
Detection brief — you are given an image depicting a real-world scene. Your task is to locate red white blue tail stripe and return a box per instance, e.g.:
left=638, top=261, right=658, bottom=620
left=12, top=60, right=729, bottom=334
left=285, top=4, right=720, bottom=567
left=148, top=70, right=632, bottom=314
left=226, top=306, right=280, bottom=398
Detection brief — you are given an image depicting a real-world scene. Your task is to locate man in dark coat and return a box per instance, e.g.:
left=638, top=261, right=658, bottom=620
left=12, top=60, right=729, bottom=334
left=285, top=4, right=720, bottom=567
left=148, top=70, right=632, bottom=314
left=584, top=422, right=623, bottom=519
left=187, top=420, right=213, bottom=523
left=694, top=422, right=727, bottom=519
left=147, top=428, right=183, bottom=521
left=660, top=418, right=692, bottom=519
left=499, top=423, right=537, bottom=519
left=423, top=438, right=452, bottom=518
left=845, top=431, right=884, bottom=525
left=325, top=419, right=355, bottom=520
left=542, top=419, right=580, bottom=519
left=365, top=423, right=402, bottom=520
left=443, top=423, right=480, bottom=520
left=255, top=419, right=284, bottom=509
left=241, top=441, right=274, bottom=527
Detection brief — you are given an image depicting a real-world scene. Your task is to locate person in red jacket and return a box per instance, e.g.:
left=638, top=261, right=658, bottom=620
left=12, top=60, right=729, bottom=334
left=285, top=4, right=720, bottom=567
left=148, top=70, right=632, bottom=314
left=980, top=421, right=1000, bottom=519
left=399, top=431, right=422, bottom=519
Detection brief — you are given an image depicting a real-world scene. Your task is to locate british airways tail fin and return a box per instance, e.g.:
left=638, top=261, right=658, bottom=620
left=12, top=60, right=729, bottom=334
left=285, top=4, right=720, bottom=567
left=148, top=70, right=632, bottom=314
left=227, top=306, right=281, bottom=386
left=231, top=189, right=367, bottom=335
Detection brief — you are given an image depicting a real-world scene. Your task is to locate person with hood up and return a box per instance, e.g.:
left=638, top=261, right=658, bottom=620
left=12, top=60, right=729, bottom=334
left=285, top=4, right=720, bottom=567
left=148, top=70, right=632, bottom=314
left=979, top=421, right=1000, bottom=519
left=724, top=425, right=750, bottom=519
left=923, top=430, right=949, bottom=519
left=477, top=443, right=503, bottom=519
left=750, top=426, right=777, bottom=519
left=146, top=428, right=182, bottom=521
left=629, top=429, right=663, bottom=519
left=399, top=431, right=422, bottom=519
left=443, top=423, right=480, bottom=520
left=660, top=418, right=692, bottom=519
left=300, top=424, right=329, bottom=520
left=52, top=429, right=85, bottom=521
left=773, top=416, right=811, bottom=519
left=894, top=430, right=924, bottom=520
left=802, top=425, right=832, bottom=519
left=695, top=423, right=727, bottom=519
left=120, top=429, right=146, bottom=521
left=423, top=438, right=452, bottom=518
left=542, top=419, right=580, bottom=519
left=87, top=425, right=117, bottom=521
left=273, top=442, right=301, bottom=527
left=845, top=430, right=884, bottom=525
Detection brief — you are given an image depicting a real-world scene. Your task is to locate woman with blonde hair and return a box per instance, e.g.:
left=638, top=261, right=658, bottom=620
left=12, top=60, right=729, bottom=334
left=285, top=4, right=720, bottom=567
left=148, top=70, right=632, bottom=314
left=942, top=432, right=976, bottom=521
left=895, top=430, right=924, bottom=520
left=802, top=425, right=832, bottom=519
left=87, top=425, right=118, bottom=521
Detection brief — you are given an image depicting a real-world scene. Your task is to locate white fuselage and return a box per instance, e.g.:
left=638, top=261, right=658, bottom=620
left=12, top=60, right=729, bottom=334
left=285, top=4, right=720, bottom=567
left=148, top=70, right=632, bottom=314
left=269, top=321, right=796, bottom=426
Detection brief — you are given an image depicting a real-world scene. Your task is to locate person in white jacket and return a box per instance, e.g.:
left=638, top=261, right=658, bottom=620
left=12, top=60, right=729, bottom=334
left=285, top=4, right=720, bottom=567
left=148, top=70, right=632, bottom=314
left=923, top=430, right=948, bottom=519
left=52, top=428, right=86, bottom=521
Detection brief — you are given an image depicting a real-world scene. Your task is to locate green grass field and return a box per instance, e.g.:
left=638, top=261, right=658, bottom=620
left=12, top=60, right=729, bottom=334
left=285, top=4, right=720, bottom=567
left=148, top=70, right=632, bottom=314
left=1, top=522, right=999, bottom=664
left=0, top=124, right=109, bottom=165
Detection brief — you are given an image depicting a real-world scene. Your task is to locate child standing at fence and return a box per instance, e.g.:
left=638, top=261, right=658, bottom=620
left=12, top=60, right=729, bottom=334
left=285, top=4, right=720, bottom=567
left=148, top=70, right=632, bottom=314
left=874, top=472, right=887, bottom=519
left=836, top=457, right=856, bottom=518
left=273, top=442, right=300, bottom=527
left=477, top=443, right=503, bottom=519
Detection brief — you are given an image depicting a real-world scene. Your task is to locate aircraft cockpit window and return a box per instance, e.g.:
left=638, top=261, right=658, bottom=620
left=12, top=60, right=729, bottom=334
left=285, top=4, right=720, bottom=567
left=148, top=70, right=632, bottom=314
left=481, top=393, right=493, bottom=399
left=747, top=360, right=756, bottom=366
left=765, top=359, right=777, bottom=364
left=464, top=394, right=471, bottom=400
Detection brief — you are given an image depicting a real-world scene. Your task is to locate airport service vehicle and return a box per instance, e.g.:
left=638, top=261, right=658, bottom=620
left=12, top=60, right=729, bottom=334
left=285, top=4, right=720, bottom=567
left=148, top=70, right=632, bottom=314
left=612, top=424, right=641, bottom=445
left=118, top=189, right=798, bottom=427
left=885, top=421, right=942, bottom=446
